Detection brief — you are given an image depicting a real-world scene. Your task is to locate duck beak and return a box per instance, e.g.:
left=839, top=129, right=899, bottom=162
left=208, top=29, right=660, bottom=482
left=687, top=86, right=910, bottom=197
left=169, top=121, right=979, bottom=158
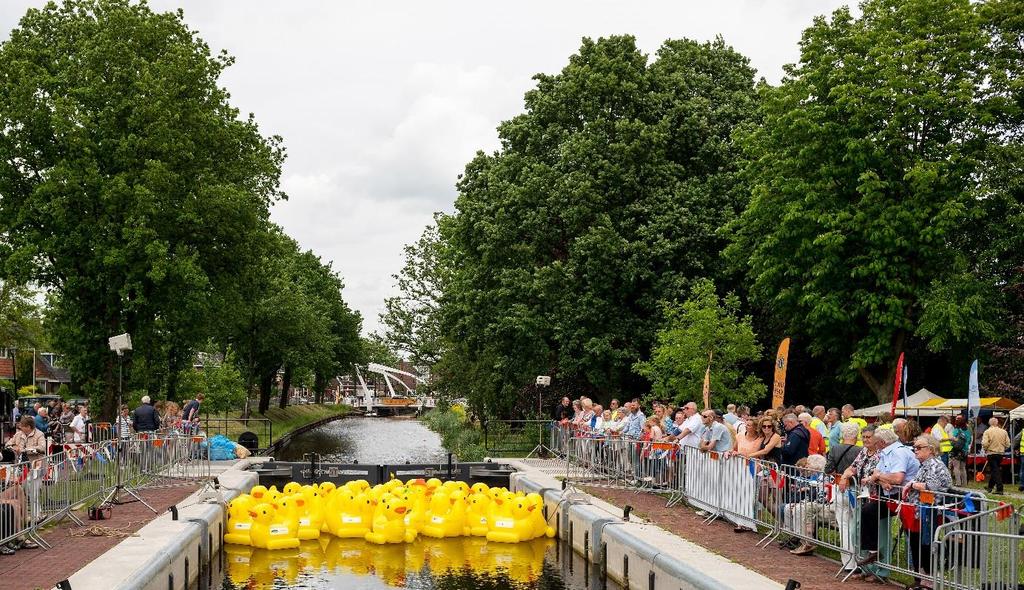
left=395, top=507, right=407, bottom=514
left=248, top=511, right=257, bottom=518
left=495, top=499, right=503, bottom=505
left=528, top=505, right=536, bottom=512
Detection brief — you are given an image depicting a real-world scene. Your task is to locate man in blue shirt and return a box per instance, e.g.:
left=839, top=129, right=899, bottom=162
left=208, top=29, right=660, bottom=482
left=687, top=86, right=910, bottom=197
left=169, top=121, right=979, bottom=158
left=857, top=428, right=919, bottom=582
left=698, top=410, right=733, bottom=453
left=780, top=414, right=810, bottom=465
left=621, top=403, right=643, bottom=438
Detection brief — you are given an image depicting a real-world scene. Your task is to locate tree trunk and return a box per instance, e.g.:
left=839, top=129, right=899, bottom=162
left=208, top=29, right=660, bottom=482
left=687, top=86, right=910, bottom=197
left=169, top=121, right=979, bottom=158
left=258, top=371, right=273, bottom=414
left=314, top=371, right=325, bottom=404
left=279, top=364, right=292, bottom=409
left=857, top=331, right=906, bottom=404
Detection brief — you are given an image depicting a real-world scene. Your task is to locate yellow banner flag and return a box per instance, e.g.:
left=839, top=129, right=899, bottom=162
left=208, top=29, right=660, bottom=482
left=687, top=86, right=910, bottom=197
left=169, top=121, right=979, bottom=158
left=772, top=338, right=791, bottom=409
left=703, top=350, right=713, bottom=410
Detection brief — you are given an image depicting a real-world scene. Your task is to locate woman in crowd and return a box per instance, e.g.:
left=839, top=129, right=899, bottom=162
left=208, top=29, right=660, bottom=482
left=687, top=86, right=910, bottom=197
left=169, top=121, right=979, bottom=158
left=161, top=401, right=181, bottom=433
left=826, top=422, right=861, bottom=572
left=748, top=417, right=782, bottom=463
left=839, top=425, right=879, bottom=579
left=949, top=416, right=971, bottom=487
left=903, top=435, right=952, bottom=589
left=589, top=404, right=604, bottom=432
left=569, top=400, right=582, bottom=425
left=788, top=453, right=830, bottom=556
left=736, top=415, right=762, bottom=457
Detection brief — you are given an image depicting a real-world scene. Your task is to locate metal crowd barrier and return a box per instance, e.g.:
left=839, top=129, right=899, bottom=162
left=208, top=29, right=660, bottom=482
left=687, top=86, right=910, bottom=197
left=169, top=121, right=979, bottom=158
left=0, top=432, right=211, bottom=551
left=562, top=434, right=1024, bottom=588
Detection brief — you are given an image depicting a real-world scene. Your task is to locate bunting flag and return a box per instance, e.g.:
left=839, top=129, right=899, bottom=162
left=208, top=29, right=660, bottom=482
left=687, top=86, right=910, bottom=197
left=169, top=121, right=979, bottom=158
left=702, top=350, right=713, bottom=411
left=900, top=363, right=909, bottom=415
left=747, top=459, right=756, bottom=478
left=890, top=352, right=905, bottom=417
left=771, top=338, right=791, bottom=409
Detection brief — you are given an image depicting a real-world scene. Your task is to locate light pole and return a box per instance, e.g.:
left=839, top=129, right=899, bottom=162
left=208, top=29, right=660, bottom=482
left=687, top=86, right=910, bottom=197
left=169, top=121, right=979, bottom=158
left=101, top=333, right=156, bottom=513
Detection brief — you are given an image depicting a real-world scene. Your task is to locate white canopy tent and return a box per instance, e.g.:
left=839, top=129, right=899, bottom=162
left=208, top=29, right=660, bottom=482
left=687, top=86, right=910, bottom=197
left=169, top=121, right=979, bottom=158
left=1010, top=404, right=1024, bottom=420
left=855, top=388, right=944, bottom=418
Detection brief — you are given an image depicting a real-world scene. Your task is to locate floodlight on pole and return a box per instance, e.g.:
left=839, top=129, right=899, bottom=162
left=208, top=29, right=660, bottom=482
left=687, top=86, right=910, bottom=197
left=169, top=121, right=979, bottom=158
left=527, top=375, right=554, bottom=459
left=101, top=331, right=155, bottom=513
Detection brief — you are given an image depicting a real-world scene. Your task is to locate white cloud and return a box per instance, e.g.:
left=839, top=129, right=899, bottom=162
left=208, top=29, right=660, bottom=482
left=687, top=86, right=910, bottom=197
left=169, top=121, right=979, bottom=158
left=0, top=0, right=851, bottom=335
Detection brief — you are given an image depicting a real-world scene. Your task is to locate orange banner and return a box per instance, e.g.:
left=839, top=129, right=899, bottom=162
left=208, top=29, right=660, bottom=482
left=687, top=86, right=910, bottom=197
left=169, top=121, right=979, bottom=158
left=771, top=338, right=790, bottom=409
left=702, top=350, right=713, bottom=410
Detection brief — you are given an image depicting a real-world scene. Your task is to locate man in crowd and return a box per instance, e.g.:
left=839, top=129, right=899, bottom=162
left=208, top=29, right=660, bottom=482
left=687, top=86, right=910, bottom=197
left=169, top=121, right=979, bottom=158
left=132, top=395, right=159, bottom=433
left=780, top=413, right=810, bottom=466
left=735, top=405, right=750, bottom=437
left=608, top=398, right=621, bottom=421
left=182, top=393, right=203, bottom=434
left=799, top=412, right=826, bottom=456
left=552, top=397, right=571, bottom=421
left=33, top=407, right=48, bottom=435
left=622, top=402, right=644, bottom=438
left=842, top=404, right=867, bottom=446
left=981, top=416, right=1010, bottom=494
left=723, top=404, right=739, bottom=426
left=931, top=415, right=952, bottom=465
left=857, top=427, right=919, bottom=582
left=670, top=402, right=702, bottom=448
left=698, top=410, right=733, bottom=453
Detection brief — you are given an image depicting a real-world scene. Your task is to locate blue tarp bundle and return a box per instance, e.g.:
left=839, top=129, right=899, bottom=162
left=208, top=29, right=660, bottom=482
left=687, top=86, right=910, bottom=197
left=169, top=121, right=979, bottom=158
left=208, top=434, right=237, bottom=461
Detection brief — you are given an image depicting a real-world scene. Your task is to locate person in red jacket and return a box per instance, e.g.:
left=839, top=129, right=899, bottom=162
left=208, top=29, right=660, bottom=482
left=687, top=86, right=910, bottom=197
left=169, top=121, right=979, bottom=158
left=800, top=413, right=826, bottom=456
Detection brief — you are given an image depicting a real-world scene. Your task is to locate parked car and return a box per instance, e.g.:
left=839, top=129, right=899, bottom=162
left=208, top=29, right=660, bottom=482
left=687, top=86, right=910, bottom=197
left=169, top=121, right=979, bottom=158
left=18, top=394, right=62, bottom=410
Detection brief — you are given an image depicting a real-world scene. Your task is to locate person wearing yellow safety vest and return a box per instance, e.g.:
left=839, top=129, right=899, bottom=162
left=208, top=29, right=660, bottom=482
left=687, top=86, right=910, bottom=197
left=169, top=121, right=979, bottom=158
left=810, top=406, right=829, bottom=451
left=930, top=415, right=953, bottom=466
left=840, top=404, right=868, bottom=446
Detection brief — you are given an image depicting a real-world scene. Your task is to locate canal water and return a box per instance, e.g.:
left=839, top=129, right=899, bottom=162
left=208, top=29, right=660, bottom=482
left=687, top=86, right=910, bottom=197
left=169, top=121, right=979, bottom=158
left=212, top=417, right=617, bottom=590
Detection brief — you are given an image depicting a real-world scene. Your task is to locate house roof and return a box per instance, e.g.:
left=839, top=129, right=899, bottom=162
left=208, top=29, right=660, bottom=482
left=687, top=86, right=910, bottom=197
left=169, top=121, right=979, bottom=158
left=0, top=358, right=13, bottom=380
left=34, top=355, right=71, bottom=383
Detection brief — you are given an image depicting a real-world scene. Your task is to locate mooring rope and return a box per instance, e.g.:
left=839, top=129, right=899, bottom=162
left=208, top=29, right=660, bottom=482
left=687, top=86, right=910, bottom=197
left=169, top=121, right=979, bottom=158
left=70, top=523, right=139, bottom=538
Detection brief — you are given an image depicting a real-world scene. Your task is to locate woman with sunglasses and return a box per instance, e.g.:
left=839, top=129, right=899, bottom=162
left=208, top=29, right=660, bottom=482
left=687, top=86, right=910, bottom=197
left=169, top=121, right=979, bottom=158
left=902, top=436, right=952, bottom=590
left=747, top=418, right=782, bottom=464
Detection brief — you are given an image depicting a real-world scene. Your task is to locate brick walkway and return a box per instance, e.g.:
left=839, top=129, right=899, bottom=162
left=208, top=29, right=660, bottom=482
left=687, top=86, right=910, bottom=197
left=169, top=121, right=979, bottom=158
left=585, top=487, right=894, bottom=590
left=0, top=485, right=198, bottom=590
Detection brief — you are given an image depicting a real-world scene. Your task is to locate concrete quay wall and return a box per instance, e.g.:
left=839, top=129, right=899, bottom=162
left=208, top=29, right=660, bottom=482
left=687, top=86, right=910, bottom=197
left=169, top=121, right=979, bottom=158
left=67, top=458, right=266, bottom=590
left=507, top=460, right=782, bottom=590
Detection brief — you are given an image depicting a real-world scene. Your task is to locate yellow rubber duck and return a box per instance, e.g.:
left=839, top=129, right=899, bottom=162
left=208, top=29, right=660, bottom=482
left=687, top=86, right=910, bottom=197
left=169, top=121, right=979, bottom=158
left=420, top=489, right=451, bottom=538
left=400, top=487, right=427, bottom=535
left=365, top=495, right=416, bottom=544
left=224, top=496, right=255, bottom=546
left=276, top=495, right=303, bottom=538
left=249, top=485, right=269, bottom=503
left=470, top=482, right=490, bottom=495
left=282, top=481, right=303, bottom=496
left=486, top=495, right=533, bottom=544
left=466, top=490, right=492, bottom=537
left=297, top=488, right=323, bottom=540
left=526, top=493, right=555, bottom=539
left=318, top=481, right=337, bottom=497
left=248, top=502, right=300, bottom=550
left=328, top=489, right=373, bottom=538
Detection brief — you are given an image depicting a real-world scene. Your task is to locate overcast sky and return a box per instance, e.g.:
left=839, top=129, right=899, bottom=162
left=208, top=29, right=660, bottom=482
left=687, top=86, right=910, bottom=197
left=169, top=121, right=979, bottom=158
left=1, top=0, right=851, bottom=335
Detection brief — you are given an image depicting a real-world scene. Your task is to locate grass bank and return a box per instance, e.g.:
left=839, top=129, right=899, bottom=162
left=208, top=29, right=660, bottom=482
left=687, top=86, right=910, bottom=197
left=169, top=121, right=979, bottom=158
left=420, top=408, right=486, bottom=461
left=205, top=403, right=351, bottom=449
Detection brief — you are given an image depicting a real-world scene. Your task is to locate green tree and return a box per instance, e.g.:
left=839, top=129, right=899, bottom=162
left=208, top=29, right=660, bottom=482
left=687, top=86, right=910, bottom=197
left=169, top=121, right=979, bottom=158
left=177, top=347, right=245, bottom=415
left=729, top=0, right=998, bottom=402
left=0, top=281, right=46, bottom=350
left=439, top=35, right=758, bottom=416
left=380, top=220, right=446, bottom=367
left=635, top=279, right=764, bottom=408
left=0, top=0, right=285, bottom=419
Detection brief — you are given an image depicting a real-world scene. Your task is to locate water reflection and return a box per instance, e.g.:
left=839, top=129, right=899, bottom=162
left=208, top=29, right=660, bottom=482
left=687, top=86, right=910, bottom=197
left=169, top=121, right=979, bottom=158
left=220, top=536, right=611, bottom=590
left=275, top=417, right=447, bottom=464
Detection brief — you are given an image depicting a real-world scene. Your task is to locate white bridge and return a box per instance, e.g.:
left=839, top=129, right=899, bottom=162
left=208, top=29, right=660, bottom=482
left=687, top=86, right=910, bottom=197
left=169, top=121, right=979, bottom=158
left=339, top=363, right=436, bottom=415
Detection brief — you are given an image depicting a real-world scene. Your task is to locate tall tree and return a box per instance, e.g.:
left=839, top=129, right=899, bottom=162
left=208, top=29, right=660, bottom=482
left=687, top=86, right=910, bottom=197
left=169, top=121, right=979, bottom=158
left=729, top=0, right=998, bottom=402
left=439, top=35, right=758, bottom=416
left=635, top=279, right=764, bottom=408
left=380, top=220, right=446, bottom=367
left=0, top=0, right=285, bottom=418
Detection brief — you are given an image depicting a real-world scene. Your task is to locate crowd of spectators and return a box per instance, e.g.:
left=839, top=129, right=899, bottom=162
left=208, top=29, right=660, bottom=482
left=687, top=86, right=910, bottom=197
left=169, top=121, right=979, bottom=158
left=554, top=395, right=1022, bottom=587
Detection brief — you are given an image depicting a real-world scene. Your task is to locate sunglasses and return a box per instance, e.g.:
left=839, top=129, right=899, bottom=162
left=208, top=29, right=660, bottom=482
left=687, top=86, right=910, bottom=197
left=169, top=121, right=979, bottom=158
left=913, top=445, right=929, bottom=450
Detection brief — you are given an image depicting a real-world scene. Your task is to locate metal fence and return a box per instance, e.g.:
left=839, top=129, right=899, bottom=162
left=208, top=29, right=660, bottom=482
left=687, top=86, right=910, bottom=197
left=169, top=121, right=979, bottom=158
left=562, top=434, right=1024, bottom=588
left=1, top=432, right=211, bottom=550
left=202, top=416, right=273, bottom=453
